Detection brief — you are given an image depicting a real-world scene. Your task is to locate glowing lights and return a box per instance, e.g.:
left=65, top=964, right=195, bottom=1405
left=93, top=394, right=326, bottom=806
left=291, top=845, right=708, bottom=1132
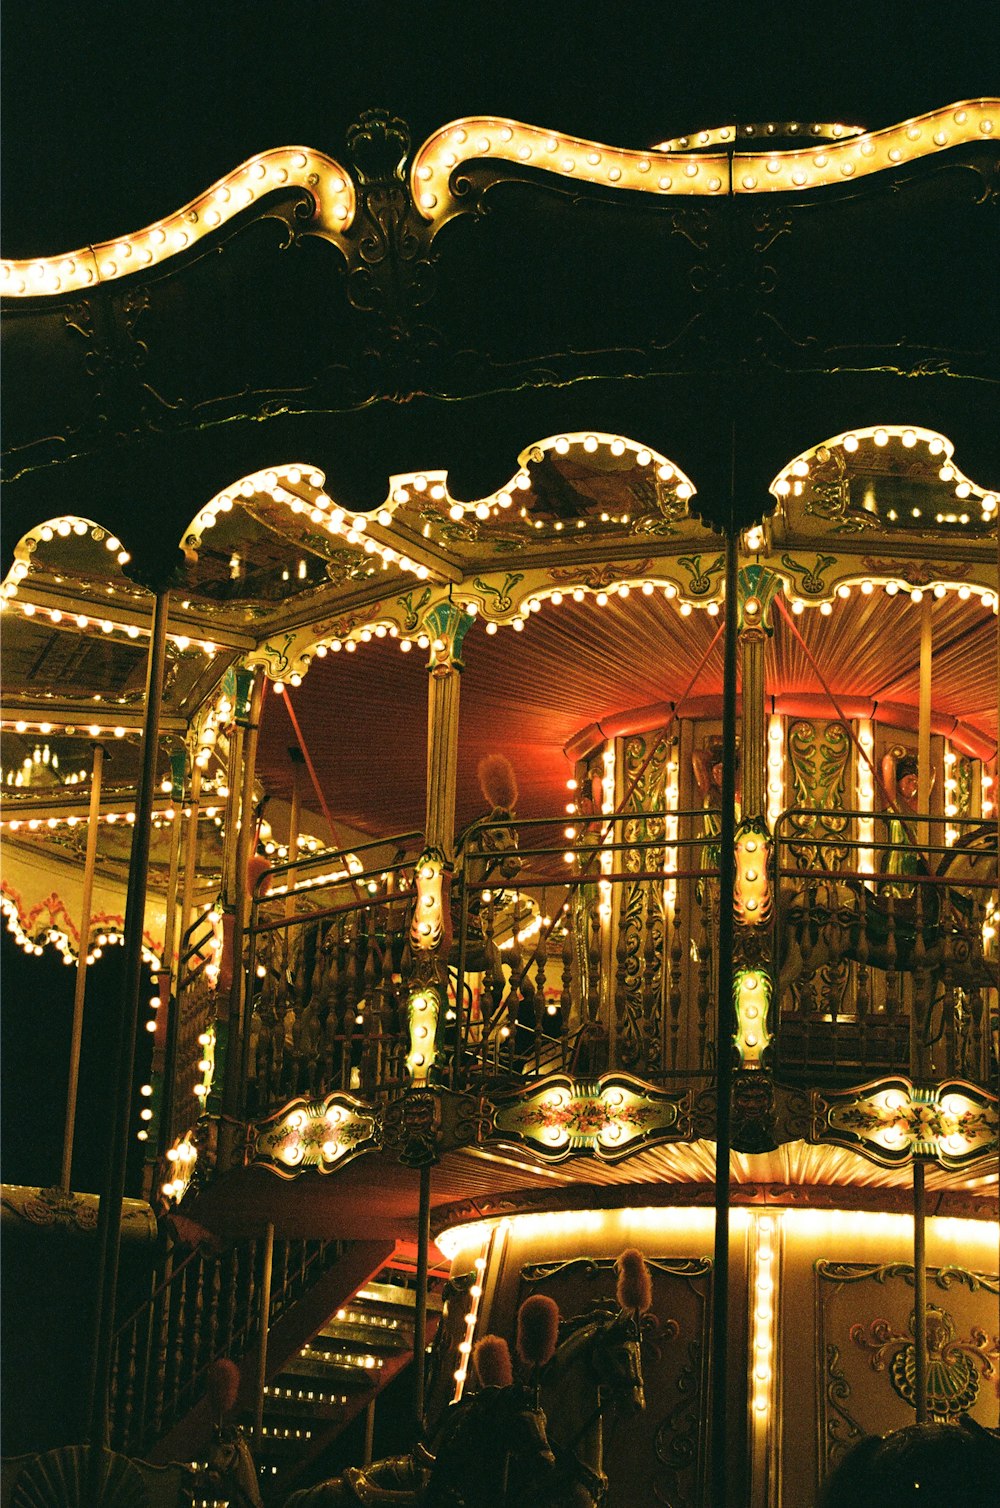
left=766, top=715, right=784, bottom=830
left=856, top=719, right=875, bottom=877
left=750, top=1213, right=779, bottom=1428
left=410, top=103, right=998, bottom=227
left=1, top=148, right=356, bottom=299
left=451, top=1235, right=493, bottom=1400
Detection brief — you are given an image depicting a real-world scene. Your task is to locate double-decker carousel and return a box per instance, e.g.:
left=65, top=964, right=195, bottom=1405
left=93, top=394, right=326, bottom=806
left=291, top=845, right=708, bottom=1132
left=1, top=100, right=997, bottom=1507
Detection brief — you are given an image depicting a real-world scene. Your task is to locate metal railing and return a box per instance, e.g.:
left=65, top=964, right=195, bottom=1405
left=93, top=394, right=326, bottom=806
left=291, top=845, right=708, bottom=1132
left=109, top=1234, right=343, bottom=1457
left=169, top=807, right=996, bottom=1126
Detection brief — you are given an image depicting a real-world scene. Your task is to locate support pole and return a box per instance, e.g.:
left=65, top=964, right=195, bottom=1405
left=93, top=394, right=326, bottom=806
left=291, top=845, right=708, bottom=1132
left=179, top=758, right=203, bottom=945
left=917, top=597, right=933, bottom=852
left=711, top=529, right=740, bottom=1508
left=254, top=1222, right=276, bottom=1443
left=153, top=767, right=186, bottom=1168
left=87, top=587, right=170, bottom=1452
left=363, top=1397, right=377, bottom=1466
left=413, top=1162, right=432, bottom=1431
left=221, top=669, right=265, bottom=1131
left=913, top=1161, right=928, bottom=1423
left=61, top=741, right=105, bottom=1192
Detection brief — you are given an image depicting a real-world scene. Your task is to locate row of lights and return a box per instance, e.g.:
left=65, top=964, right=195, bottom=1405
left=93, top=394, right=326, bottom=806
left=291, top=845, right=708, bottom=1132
left=273, top=570, right=997, bottom=675
left=1, top=147, right=356, bottom=296
left=2, top=893, right=160, bottom=970
left=191, top=465, right=433, bottom=581
left=0, top=803, right=224, bottom=833
left=411, top=102, right=997, bottom=219
left=452, top=1244, right=490, bottom=1399
left=6, top=596, right=219, bottom=654
left=772, top=426, right=997, bottom=524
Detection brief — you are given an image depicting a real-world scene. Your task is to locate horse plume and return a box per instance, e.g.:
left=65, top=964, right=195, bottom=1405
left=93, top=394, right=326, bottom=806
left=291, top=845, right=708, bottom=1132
left=478, top=754, right=518, bottom=815
left=473, top=1334, right=514, bottom=1389
left=208, top=1357, right=241, bottom=1425
left=516, top=1294, right=560, bottom=1369
left=616, top=1248, right=653, bottom=1315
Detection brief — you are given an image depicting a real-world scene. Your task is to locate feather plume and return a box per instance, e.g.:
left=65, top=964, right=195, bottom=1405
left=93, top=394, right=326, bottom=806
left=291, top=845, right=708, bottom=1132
left=208, top=1357, right=241, bottom=1421
left=516, top=1294, right=560, bottom=1368
left=616, top=1248, right=653, bottom=1315
left=473, top=1334, right=514, bottom=1389
left=478, top=754, right=518, bottom=814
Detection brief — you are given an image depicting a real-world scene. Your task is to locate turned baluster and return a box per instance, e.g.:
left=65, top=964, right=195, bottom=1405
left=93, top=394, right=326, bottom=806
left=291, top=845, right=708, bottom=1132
left=507, top=895, right=524, bottom=1067
left=205, top=1255, right=222, bottom=1369
left=855, top=908, right=870, bottom=1068
left=243, top=1238, right=258, bottom=1352
left=586, top=900, right=601, bottom=1025
left=170, top=1260, right=189, bottom=1420
left=533, top=902, right=548, bottom=1073
left=696, top=904, right=711, bottom=1069
left=669, top=904, right=683, bottom=1071
left=223, top=1246, right=239, bottom=1356
left=150, top=1260, right=173, bottom=1437
left=884, top=895, right=899, bottom=1017
left=559, top=916, right=574, bottom=1068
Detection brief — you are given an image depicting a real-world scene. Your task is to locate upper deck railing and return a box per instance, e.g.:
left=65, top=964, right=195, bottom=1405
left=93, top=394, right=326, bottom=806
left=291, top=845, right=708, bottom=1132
left=169, top=807, right=997, bottom=1133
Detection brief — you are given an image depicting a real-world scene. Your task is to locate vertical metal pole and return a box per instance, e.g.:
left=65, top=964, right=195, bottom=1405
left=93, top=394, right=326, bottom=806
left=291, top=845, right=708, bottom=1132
left=363, top=1397, right=377, bottom=1465
left=711, top=528, right=740, bottom=1508
left=179, top=758, right=203, bottom=944
left=221, top=670, right=265, bottom=1129
left=917, top=599, right=933, bottom=842
left=61, top=741, right=105, bottom=1191
left=254, top=1222, right=276, bottom=1443
left=413, top=1162, right=432, bottom=1430
left=913, top=1161, right=928, bottom=1423
left=87, top=587, right=170, bottom=1450
left=153, top=770, right=186, bottom=1168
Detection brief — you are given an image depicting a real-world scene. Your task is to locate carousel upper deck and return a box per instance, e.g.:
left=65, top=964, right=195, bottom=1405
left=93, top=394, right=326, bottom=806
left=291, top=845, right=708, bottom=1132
left=1, top=98, right=998, bottom=1503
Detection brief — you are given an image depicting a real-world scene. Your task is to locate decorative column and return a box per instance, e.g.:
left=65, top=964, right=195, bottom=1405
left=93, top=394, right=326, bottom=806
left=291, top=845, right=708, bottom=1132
left=424, top=603, right=473, bottom=861
left=737, top=565, right=780, bottom=822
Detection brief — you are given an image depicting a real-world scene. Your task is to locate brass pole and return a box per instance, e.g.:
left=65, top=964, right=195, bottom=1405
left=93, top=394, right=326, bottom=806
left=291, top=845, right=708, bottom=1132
left=254, top=1221, right=276, bottom=1444
left=220, top=669, right=264, bottom=1133
left=61, top=741, right=106, bottom=1192
left=178, top=757, right=203, bottom=944
left=413, top=1162, right=432, bottom=1430
left=87, top=587, right=170, bottom=1451
left=913, top=1160, right=928, bottom=1423
left=363, top=1397, right=376, bottom=1465
left=153, top=762, right=187, bottom=1170
left=711, top=528, right=740, bottom=1508
left=917, top=597, right=933, bottom=849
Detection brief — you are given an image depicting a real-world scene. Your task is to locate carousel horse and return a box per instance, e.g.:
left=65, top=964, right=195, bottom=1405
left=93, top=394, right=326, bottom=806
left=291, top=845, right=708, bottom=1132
left=816, top=1415, right=1000, bottom=1507
left=530, top=1248, right=653, bottom=1508
left=284, top=1325, right=556, bottom=1508
left=777, top=821, right=998, bottom=1007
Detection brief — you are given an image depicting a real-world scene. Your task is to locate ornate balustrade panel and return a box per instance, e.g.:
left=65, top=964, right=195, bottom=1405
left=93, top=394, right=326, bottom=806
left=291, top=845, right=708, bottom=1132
left=243, top=834, right=425, bottom=1115
left=454, top=810, right=715, bottom=1091
left=772, top=809, right=997, bottom=1087
left=219, top=804, right=996, bottom=1123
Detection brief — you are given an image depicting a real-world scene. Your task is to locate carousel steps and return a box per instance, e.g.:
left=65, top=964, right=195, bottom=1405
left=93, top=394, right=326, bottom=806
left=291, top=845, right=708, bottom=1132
left=251, top=1268, right=444, bottom=1502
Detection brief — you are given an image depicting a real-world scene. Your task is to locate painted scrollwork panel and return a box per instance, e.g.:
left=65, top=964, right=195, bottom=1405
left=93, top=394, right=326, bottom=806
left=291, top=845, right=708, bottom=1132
left=815, top=1261, right=999, bottom=1489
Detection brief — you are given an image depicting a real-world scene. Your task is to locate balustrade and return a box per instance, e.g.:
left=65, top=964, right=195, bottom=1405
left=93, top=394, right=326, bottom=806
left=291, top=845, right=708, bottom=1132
left=168, top=808, right=996, bottom=1129
left=108, top=1235, right=343, bottom=1457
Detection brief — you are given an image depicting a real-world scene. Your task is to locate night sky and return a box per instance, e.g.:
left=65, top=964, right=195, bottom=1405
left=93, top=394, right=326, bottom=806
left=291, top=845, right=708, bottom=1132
left=2, top=1, right=996, bottom=257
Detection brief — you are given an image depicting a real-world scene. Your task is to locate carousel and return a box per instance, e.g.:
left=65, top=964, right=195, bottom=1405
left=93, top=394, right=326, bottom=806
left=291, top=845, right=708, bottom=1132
left=1, top=96, right=998, bottom=1508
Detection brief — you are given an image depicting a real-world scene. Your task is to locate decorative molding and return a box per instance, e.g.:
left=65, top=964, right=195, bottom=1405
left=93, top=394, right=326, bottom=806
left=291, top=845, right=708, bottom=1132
left=250, top=1091, right=378, bottom=1178
left=813, top=1077, right=998, bottom=1170
left=491, top=1073, right=690, bottom=1161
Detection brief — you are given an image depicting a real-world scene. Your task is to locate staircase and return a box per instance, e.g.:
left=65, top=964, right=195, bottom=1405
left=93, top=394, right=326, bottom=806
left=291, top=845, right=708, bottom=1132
left=108, top=1233, right=443, bottom=1503
left=253, top=1268, right=444, bottom=1500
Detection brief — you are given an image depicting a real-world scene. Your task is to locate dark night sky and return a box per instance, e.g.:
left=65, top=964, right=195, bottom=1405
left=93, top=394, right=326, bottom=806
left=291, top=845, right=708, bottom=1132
left=2, top=0, right=997, bottom=257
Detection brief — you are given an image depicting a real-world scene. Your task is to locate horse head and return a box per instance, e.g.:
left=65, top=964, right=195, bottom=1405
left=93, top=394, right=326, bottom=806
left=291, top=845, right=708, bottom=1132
left=591, top=1309, right=646, bottom=1415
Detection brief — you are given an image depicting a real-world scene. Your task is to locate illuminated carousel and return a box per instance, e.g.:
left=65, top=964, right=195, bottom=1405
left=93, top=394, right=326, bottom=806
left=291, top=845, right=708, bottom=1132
left=1, top=99, right=997, bottom=1507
